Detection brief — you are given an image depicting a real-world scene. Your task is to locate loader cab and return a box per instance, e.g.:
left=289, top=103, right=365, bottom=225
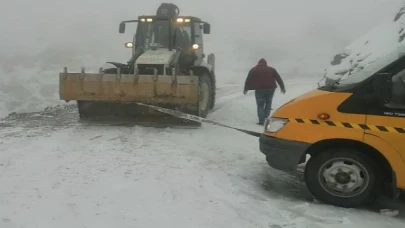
left=119, top=16, right=211, bottom=65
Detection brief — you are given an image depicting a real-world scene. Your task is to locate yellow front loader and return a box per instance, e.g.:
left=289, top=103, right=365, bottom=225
left=59, top=3, right=216, bottom=127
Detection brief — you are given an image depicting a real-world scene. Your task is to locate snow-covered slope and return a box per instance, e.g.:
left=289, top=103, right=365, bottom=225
left=1, top=79, right=404, bottom=228
left=321, top=3, right=405, bottom=85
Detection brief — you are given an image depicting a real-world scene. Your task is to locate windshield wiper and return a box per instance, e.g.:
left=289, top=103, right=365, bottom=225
left=317, top=80, right=339, bottom=89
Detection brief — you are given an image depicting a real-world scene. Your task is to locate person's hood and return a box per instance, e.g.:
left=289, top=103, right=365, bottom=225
left=257, top=58, right=267, bottom=66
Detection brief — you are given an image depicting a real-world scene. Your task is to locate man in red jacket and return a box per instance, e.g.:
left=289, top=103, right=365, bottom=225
left=243, top=58, right=286, bottom=125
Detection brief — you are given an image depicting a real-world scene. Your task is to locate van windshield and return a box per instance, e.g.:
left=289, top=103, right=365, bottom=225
left=328, top=48, right=405, bottom=87
left=338, top=51, right=398, bottom=85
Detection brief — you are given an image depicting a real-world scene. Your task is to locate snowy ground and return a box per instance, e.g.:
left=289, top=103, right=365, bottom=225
left=1, top=78, right=405, bottom=228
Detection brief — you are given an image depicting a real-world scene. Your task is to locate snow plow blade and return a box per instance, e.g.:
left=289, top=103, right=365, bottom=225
left=59, top=67, right=201, bottom=127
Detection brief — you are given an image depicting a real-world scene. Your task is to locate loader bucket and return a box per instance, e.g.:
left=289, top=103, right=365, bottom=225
left=59, top=68, right=201, bottom=127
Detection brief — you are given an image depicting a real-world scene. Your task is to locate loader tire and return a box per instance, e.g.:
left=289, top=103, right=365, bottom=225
left=209, top=72, right=216, bottom=110
left=77, top=101, right=110, bottom=119
left=77, top=101, right=91, bottom=119
left=198, top=73, right=213, bottom=118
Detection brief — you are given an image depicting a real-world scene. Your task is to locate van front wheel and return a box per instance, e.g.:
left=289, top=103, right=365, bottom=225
left=304, top=148, right=383, bottom=208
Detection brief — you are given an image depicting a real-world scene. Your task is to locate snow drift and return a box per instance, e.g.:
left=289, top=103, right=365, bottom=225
left=320, top=3, right=405, bottom=85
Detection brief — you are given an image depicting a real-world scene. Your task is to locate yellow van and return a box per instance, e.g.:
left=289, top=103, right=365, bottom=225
left=259, top=51, right=405, bottom=208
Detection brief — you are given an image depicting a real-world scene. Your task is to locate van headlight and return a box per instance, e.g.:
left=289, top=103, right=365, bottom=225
left=264, top=118, right=289, bottom=133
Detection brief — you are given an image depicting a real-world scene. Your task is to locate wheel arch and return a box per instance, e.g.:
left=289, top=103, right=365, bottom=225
left=190, top=65, right=215, bottom=83
left=303, top=138, right=394, bottom=189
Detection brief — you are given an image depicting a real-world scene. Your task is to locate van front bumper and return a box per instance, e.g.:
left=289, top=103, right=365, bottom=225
left=259, top=134, right=311, bottom=172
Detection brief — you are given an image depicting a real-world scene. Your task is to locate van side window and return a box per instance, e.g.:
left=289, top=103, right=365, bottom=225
left=385, top=68, right=405, bottom=109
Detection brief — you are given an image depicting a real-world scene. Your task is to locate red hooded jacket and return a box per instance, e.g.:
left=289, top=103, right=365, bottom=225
left=244, top=58, right=285, bottom=91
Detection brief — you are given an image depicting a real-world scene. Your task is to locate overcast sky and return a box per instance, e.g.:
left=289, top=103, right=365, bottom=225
left=0, top=0, right=404, bottom=74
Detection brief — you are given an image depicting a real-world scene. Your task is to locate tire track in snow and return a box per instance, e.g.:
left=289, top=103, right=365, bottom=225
left=212, top=84, right=244, bottom=112
left=1, top=84, right=405, bottom=227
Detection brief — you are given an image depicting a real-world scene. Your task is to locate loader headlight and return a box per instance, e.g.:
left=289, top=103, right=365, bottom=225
left=140, top=18, right=153, bottom=22
left=264, top=117, right=288, bottom=133
left=125, top=42, right=133, bottom=48
left=192, top=44, right=199, bottom=49
left=176, top=18, right=191, bottom=23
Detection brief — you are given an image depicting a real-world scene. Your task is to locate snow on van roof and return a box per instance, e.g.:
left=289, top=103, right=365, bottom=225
left=320, top=4, right=405, bottom=85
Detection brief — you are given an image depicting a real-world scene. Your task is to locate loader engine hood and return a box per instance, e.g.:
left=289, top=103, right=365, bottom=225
left=136, top=49, right=175, bottom=65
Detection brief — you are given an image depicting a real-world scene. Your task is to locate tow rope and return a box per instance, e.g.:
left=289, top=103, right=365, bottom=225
left=136, top=103, right=263, bottom=137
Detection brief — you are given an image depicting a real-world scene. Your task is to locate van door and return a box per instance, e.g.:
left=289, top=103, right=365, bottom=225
left=365, top=68, right=405, bottom=163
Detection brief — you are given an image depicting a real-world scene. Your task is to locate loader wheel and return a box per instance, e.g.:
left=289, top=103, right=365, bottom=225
left=77, top=101, right=92, bottom=119
left=304, top=148, right=383, bottom=208
left=198, top=73, right=212, bottom=118
left=209, top=72, right=216, bottom=110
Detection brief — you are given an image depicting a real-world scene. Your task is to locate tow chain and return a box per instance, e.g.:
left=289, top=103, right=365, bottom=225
left=135, top=103, right=262, bottom=137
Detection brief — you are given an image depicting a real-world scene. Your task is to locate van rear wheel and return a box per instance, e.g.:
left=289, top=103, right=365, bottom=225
left=304, top=148, right=383, bottom=208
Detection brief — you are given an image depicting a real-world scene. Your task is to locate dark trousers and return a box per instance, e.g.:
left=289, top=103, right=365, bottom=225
left=255, top=88, right=275, bottom=124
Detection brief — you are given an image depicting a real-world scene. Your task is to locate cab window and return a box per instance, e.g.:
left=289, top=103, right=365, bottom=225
left=173, top=23, right=192, bottom=50
left=385, top=68, right=405, bottom=109
left=194, top=22, right=203, bottom=45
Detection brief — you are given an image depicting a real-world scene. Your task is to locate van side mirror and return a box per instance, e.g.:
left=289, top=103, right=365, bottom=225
left=371, top=73, right=392, bottom=104
left=203, top=23, right=210, bottom=34
left=119, top=22, right=126, bottom=33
